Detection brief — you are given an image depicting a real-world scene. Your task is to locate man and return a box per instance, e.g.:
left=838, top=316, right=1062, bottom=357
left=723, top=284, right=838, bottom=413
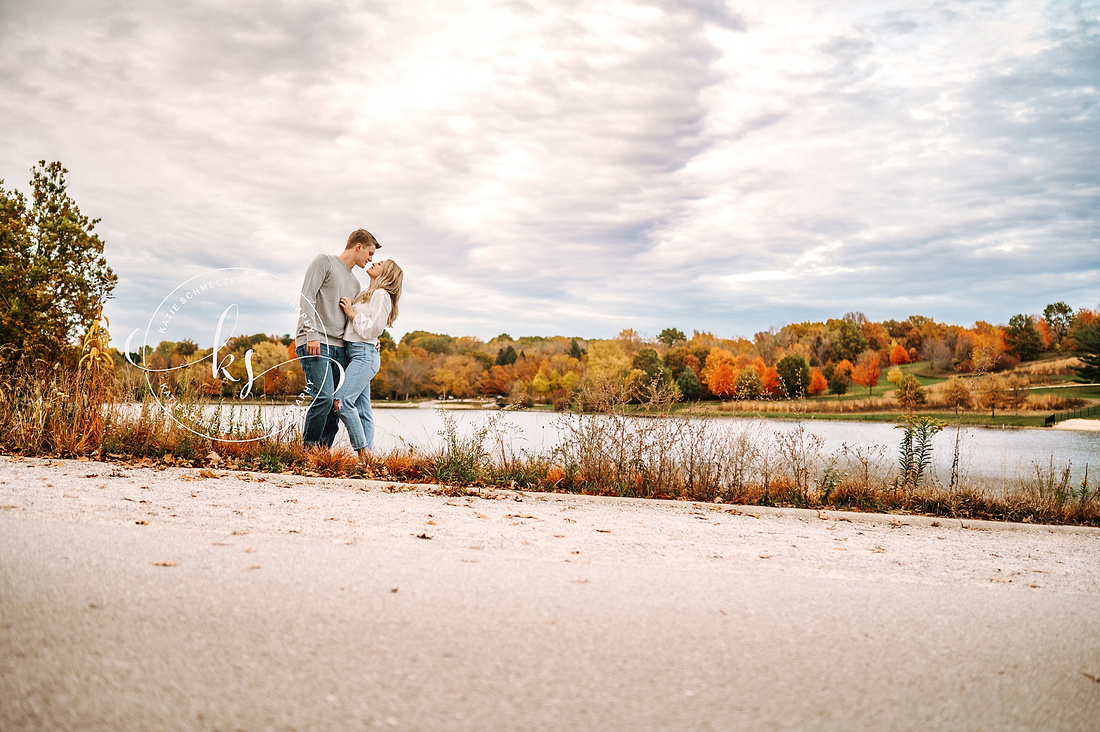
left=295, top=229, right=378, bottom=447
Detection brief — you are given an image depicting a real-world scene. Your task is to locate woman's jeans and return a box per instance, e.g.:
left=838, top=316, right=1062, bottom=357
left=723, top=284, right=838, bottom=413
left=335, top=341, right=380, bottom=451
left=295, top=342, right=348, bottom=447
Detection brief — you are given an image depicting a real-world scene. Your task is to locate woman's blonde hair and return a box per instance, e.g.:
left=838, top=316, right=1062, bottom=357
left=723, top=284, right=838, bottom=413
left=354, top=259, right=403, bottom=326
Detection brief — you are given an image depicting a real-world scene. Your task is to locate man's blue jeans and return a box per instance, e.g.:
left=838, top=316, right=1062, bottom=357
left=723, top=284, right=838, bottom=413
left=335, top=341, right=380, bottom=451
left=295, top=342, right=348, bottom=447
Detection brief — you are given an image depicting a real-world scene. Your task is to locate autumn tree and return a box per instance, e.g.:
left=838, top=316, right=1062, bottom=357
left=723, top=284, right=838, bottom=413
left=1069, top=322, right=1100, bottom=383
left=700, top=348, right=736, bottom=394
left=893, top=374, right=926, bottom=413
left=586, top=341, right=631, bottom=384
left=807, top=368, right=827, bottom=396
left=734, top=367, right=763, bottom=399
left=0, top=161, right=117, bottom=368
left=827, top=359, right=853, bottom=395
left=761, top=365, right=783, bottom=397
left=1004, top=314, right=1042, bottom=362
left=657, top=327, right=686, bottom=346
left=431, top=354, right=485, bottom=398
left=663, top=346, right=693, bottom=379
left=480, top=365, right=515, bottom=396
left=384, top=345, right=432, bottom=400
left=827, top=319, right=870, bottom=363
left=676, top=367, right=703, bottom=400
left=1042, top=302, right=1073, bottom=349
left=631, top=347, right=671, bottom=390
left=851, top=350, right=882, bottom=395
left=889, top=342, right=910, bottom=366
left=775, top=354, right=810, bottom=398
left=941, top=377, right=972, bottom=416
left=976, top=374, right=1007, bottom=417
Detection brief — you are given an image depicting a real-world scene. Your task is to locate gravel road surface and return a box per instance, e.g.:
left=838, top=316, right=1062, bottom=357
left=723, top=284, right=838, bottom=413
left=2, top=456, right=1099, bottom=730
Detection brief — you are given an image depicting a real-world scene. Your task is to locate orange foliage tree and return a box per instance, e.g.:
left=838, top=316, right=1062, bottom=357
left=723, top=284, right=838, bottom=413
left=700, top=348, right=736, bottom=393
left=889, top=342, right=910, bottom=365
left=708, top=362, right=738, bottom=398
left=851, top=351, right=882, bottom=395
left=807, top=368, right=827, bottom=396
left=762, top=366, right=783, bottom=397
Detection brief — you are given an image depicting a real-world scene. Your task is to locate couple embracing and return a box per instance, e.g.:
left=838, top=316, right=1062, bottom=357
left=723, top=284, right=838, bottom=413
left=294, top=229, right=403, bottom=464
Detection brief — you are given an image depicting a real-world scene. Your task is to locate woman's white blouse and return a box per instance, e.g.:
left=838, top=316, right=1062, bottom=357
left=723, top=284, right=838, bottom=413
left=343, top=292, right=391, bottom=347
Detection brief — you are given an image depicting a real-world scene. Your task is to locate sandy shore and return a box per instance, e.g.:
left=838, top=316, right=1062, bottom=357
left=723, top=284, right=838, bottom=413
left=2, top=455, right=1099, bottom=730
left=1051, top=418, right=1100, bottom=431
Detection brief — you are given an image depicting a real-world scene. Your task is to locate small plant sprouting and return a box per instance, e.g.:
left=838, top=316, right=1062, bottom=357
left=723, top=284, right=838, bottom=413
left=895, top=415, right=945, bottom=491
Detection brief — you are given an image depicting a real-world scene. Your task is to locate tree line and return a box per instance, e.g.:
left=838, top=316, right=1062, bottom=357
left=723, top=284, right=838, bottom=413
left=118, top=305, right=1099, bottom=408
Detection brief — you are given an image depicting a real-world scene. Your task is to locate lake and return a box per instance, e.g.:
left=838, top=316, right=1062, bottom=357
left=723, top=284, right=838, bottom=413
left=362, top=407, right=1098, bottom=484
left=129, top=401, right=1099, bottom=484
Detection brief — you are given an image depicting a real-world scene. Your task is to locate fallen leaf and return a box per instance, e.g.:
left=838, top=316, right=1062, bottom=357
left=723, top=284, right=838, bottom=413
left=414, top=533, right=432, bottom=540
left=80, top=473, right=99, bottom=478
left=246, top=565, right=260, bottom=570
left=1083, top=672, right=1100, bottom=683
left=0, top=504, right=19, bottom=510
left=871, top=547, right=886, bottom=554
left=759, top=554, right=772, bottom=559
left=426, top=520, right=438, bottom=525
left=474, top=512, right=489, bottom=519
left=595, top=529, right=611, bottom=533
left=198, top=469, right=218, bottom=479
left=135, top=520, right=148, bottom=525
left=153, top=560, right=177, bottom=567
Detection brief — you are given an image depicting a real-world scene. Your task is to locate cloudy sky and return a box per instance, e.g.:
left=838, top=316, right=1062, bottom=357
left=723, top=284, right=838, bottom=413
left=2, top=0, right=1098, bottom=345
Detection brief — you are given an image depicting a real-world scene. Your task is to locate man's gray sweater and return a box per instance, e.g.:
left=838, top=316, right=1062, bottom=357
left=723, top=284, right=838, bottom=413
left=295, top=254, right=362, bottom=348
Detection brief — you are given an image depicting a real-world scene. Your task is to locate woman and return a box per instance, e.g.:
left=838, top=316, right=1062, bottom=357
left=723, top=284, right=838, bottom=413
left=333, top=258, right=403, bottom=464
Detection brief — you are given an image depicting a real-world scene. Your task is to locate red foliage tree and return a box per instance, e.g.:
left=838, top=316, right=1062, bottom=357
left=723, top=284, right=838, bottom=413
left=762, top=366, right=783, bottom=397
left=889, top=343, right=910, bottom=365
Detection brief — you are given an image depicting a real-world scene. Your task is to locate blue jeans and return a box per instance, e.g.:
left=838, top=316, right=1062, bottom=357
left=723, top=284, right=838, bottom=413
left=335, top=341, right=380, bottom=451
left=295, top=342, right=348, bottom=447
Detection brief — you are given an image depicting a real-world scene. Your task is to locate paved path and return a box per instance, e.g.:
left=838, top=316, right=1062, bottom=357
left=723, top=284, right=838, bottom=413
left=2, top=456, right=1099, bottom=730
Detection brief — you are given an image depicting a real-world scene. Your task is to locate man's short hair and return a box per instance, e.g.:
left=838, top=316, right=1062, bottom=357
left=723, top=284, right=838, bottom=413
left=346, top=229, right=380, bottom=250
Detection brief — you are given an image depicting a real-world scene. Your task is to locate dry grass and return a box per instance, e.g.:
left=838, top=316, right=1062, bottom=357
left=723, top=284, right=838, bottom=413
left=2, top=367, right=1096, bottom=526
left=717, top=397, right=898, bottom=414
left=1012, top=357, right=1082, bottom=377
